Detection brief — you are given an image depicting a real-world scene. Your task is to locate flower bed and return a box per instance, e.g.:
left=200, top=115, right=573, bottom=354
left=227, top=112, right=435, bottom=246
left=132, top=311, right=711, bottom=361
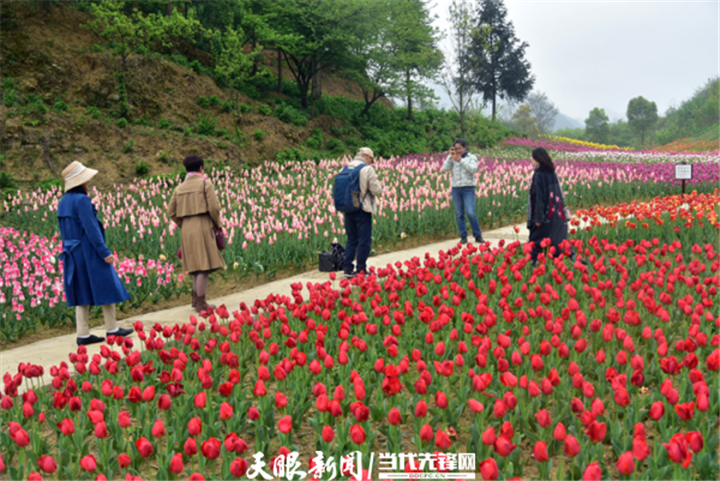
left=1, top=207, right=718, bottom=480
left=4, top=152, right=718, bottom=342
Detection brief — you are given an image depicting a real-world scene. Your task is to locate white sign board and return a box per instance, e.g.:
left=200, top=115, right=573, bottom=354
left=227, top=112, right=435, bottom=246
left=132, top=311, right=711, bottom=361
left=675, top=164, right=693, bottom=180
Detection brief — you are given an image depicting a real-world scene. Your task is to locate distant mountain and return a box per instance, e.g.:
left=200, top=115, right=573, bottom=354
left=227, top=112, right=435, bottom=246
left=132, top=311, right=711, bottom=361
left=553, top=113, right=584, bottom=131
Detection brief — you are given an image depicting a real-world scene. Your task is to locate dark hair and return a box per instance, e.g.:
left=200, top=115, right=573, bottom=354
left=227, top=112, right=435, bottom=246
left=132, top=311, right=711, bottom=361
left=65, top=185, right=88, bottom=195
left=183, top=154, right=204, bottom=172
left=453, top=138, right=468, bottom=149
left=531, top=147, right=555, bottom=172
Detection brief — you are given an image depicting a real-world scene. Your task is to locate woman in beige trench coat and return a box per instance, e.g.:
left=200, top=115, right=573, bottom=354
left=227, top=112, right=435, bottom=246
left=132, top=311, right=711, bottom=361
left=168, top=154, right=226, bottom=312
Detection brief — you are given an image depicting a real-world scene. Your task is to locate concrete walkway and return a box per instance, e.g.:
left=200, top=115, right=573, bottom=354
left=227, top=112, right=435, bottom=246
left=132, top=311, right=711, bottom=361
left=0, top=223, right=528, bottom=386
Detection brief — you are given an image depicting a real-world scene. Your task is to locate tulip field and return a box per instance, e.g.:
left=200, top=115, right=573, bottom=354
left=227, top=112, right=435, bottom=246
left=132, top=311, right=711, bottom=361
left=1, top=145, right=719, bottom=480
left=1, top=147, right=718, bottom=341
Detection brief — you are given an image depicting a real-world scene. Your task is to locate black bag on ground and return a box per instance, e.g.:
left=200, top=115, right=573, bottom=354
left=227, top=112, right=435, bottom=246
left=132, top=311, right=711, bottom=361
left=319, top=243, right=345, bottom=272
left=319, top=251, right=335, bottom=272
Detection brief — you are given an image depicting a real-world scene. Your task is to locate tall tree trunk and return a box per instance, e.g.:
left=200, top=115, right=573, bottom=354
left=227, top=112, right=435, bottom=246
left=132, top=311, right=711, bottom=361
left=299, top=81, right=309, bottom=110
left=491, top=94, right=497, bottom=122
left=406, top=69, right=413, bottom=121
left=277, top=49, right=283, bottom=93
left=311, top=58, right=322, bottom=118
left=165, top=2, right=174, bottom=16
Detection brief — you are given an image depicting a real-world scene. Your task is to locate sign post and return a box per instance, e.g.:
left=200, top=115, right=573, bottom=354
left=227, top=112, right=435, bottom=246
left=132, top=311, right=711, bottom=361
left=675, top=162, right=693, bottom=197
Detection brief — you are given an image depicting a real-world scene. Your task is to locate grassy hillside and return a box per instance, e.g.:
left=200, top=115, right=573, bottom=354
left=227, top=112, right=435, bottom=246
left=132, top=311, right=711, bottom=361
left=0, top=2, right=516, bottom=193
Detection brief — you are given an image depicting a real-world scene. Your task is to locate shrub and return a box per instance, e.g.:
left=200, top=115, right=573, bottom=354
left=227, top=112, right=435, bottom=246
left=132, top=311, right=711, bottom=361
left=194, top=114, right=217, bottom=136
left=117, top=118, right=128, bottom=128
left=197, top=95, right=221, bottom=108
left=306, top=128, right=324, bottom=150
left=36, top=178, right=62, bottom=192
left=24, top=94, right=49, bottom=116
left=123, top=139, right=135, bottom=153
left=53, top=99, right=68, bottom=112
left=158, top=117, right=172, bottom=129
left=274, top=103, right=308, bottom=126
left=157, top=151, right=170, bottom=164
left=254, top=128, right=266, bottom=142
left=326, top=137, right=346, bottom=155
left=135, top=159, right=150, bottom=176
left=239, top=103, right=253, bottom=114
left=216, top=128, right=231, bottom=139
left=257, top=104, right=272, bottom=116
left=0, top=172, right=18, bottom=190
left=276, top=147, right=307, bottom=164
left=85, top=106, right=101, bottom=119
left=220, top=101, right=233, bottom=113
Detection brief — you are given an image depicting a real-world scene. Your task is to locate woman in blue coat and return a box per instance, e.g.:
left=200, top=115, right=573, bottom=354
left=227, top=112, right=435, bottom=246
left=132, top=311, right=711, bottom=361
left=57, top=161, right=132, bottom=345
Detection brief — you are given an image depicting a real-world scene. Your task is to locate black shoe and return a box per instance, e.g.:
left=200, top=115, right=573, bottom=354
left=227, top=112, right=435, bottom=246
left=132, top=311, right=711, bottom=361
left=107, top=327, right=133, bottom=338
left=475, top=237, right=485, bottom=244
left=344, top=271, right=356, bottom=279
left=460, top=236, right=468, bottom=244
left=77, top=334, right=105, bottom=346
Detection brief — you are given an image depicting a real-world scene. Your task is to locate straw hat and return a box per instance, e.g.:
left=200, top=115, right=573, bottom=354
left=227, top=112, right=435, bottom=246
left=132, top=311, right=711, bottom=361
left=62, top=161, right=98, bottom=192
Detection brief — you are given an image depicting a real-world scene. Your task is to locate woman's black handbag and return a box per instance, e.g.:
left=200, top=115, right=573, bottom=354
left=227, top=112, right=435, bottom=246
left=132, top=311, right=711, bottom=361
left=319, top=243, right=345, bottom=272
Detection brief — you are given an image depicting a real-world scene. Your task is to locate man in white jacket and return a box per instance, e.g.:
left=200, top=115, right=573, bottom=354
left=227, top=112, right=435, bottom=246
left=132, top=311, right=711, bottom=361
left=342, top=147, right=384, bottom=278
left=442, top=138, right=485, bottom=244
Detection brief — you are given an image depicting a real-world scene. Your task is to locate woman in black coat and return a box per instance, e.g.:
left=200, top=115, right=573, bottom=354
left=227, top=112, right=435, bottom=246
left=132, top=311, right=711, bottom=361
left=527, top=147, right=571, bottom=265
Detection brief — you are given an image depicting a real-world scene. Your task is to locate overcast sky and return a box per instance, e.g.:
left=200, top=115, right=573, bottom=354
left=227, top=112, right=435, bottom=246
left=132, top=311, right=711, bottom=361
left=430, top=0, right=719, bottom=124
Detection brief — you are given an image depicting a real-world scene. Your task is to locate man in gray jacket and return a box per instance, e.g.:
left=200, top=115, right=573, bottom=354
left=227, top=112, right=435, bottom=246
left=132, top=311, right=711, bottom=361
left=442, top=138, right=485, bottom=244
left=342, top=147, right=384, bottom=278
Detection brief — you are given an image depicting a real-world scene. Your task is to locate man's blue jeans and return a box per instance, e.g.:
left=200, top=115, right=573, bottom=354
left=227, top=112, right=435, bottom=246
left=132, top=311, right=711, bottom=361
left=451, top=186, right=482, bottom=238
left=343, top=210, right=372, bottom=273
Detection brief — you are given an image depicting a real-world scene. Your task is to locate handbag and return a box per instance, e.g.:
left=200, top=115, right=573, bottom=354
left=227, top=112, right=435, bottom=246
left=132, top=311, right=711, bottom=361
left=203, top=178, right=227, bottom=251
left=319, top=243, right=345, bottom=272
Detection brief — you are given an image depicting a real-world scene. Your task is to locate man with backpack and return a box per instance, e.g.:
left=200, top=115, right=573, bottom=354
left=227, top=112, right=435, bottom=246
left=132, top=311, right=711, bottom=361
left=333, top=147, right=384, bottom=279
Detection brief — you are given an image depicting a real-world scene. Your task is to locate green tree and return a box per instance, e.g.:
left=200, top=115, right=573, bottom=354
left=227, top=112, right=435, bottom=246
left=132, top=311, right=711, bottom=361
left=626, top=96, right=658, bottom=146
left=88, top=1, right=199, bottom=117
left=439, top=0, right=484, bottom=136
left=466, top=0, right=534, bottom=121
left=512, top=104, right=539, bottom=136
left=387, top=0, right=444, bottom=121
left=585, top=107, right=610, bottom=144
left=273, top=0, right=367, bottom=111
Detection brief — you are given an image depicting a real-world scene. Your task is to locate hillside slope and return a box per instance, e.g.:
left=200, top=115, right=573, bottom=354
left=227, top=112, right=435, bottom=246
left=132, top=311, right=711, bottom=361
left=0, top=3, right=391, bottom=190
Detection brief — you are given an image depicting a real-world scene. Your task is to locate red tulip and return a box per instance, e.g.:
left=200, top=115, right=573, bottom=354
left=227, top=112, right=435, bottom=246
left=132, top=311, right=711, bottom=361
left=675, top=401, right=695, bottom=421
left=80, top=455, right=97, bottom=472
left=493, top=399, right=506, bottom=418
left=616, top=451, right=635, bottom=475
left=0, top=454, right=5, bottom=473
left=649, top=401, right=665, bottom=420
left=184, top=438, right=198, bottom=457
left=194, top=392, right=207, bottom=408
left=135, top=437, right=154, bottom=458
left=583, top=461, right=602, bottom=480
left=322, top=425, right=334, bottom=443
left=37, top=455, right=58, bottom=474
left=170, top=453, right=184, bottom=474
left=435, top=391, right=449, bottom=409
left=220, top=402, right=234, bottom=420
left=189, top=474, right=205, bottom=480
left=614, top=388, right=630, bottom=407
left=188, top=417, right=202, bottom=436
left=58, top=418, right=75, bottom=436
left=28, top=472, right=43, bottom=480
left=152, top=419, right=165, bottom=438
left=201, top=438, right=221, bottom=460
left=420, top=424, right=433, bottom=442
left=564, top=435, right=580, bottom=457
left=118, top=454, right=131, bottom=468
left=686, top=431, right=703, bottom=453
left=533, top=441, right=549, bottom=462
left=388, top=408, right=402, bottom=425
left=248, top=406, right=260, bottom=421
left=230, top=458, right=248, bottom=478
left=278, top=415, right=292, bottom=434
left=350, top=424, right=366, bottom=444
left=479, top=458, right=499, bottom=481
left=481, top=426, right=496, bottom=446
left=554, top=422, right=567, bottom=441
left=534, top=409, right=551, bottom=428
left=94, top=422, right=108, bottom=439
left=633, top=436, right=649, bottom=461
left=118, top=411, right=131, bottom=428
left=414, top=400, right=428, bottom=418
left=435, top=429, right=451, bottom=450
left=584, top=421, right=606, bottom=443
left=468, top=399, right=484, bottom=413
left=493, top=435, right=516, bottom=457
left=158, top=394, right=172, bottom=410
